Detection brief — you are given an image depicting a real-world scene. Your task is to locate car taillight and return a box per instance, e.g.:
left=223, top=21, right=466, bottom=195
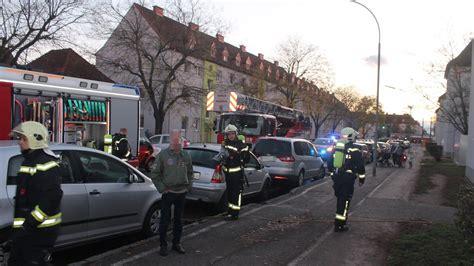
left=327, top=146, right=333, bottom=152
left=277, top=155, right=295, bottom=162
left=211, top=164, right=225, bottom=183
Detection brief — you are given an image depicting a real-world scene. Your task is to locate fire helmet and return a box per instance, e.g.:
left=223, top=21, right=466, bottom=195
left=224, top=124, right=238, bottom=134
left=10, top=121, right=49, bottom=150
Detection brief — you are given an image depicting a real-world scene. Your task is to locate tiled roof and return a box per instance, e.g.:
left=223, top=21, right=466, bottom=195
left=29, top=48, right=114, bottom=82
left=445, top=40, right=471, bottom=78
left=133, top=4, right=300, bottom=88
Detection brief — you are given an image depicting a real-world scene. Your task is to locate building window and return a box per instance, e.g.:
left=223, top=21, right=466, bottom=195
left=140, top=115, right=144, bottom=127
left=230, top=73, right=235, bottom=84
left=217, top=70, right=222, bottom=81
left=209, top=65, right=213, bottom=71
left=184, top=62, right=192, bottom=73
left=207, top=79, right=213, bottom=90
left=210, top=43, right=216, bottom=57
left=197, top=66, right=204, bottom=77
left=181, top=116, right=188, bottom=130
left=241, top=78, right=246, bottom=86
left=193, top=118, right=199, bottom=131
left=223, top=49, right=229, bottom=62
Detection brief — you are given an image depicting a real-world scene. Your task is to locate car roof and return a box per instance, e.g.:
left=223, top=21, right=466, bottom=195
left=185, top=143, right=221, bottom=152
left=257, top=137, right=309, bottom=143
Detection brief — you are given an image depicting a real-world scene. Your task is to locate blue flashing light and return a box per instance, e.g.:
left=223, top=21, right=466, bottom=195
left=320, top=149, right=326, bottom=154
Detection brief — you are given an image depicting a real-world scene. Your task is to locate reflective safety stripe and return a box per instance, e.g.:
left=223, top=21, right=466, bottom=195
left=13, top=213, right=62, bottom=229
left=37, top=213, right=62, bottom=228
left=241, top=146, right=249, bottom=151
left=335, top=214, right=346, bottom=221
left=343, top=201, right=349, bottom=218
left=104, top=135, right=112, bottom=144
left=346, top=170, right=353, bottom=174
left=336, top=142, right=345, bottom=148
left=104, top=145, right=112, bottom=154
left=222, top=166, right=241, bottom=173
left=359, top=174, right=366, bottom=179
left=13, top=218, right=25, bottom=228
left=238, top=193, right=242, bottom=207
left=31, top=205, right=47, bottom=222
left=224, top=145, right=238, bottom=151
left=347, top=148, right=360, bottom=152
left=19, top=161, right=59, bottom=175
left=228, top=203, right=241, bottom=210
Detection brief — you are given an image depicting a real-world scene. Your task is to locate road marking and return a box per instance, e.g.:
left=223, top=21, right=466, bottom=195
left=287, top=169, right=397, bottom=266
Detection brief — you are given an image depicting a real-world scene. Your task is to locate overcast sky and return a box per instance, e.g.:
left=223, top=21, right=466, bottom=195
left=191, top=0, right=474, bottom=123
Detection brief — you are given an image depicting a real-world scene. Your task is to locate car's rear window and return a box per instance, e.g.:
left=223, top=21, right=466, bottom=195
left=185, top=148, right=218, bottom=169
left=314, top=138, right=331, bottom=145
left=253, top=139, right=291, bottom=157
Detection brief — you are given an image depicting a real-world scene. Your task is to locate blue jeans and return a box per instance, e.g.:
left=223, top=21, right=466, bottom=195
left=159, top=192, right=186, bottom=247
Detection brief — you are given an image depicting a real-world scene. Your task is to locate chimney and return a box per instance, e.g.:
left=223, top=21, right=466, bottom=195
left=240, top=45, right=246, bottom=52
left=188, top=22, right=199, bottom=31
left=274, top=60, right=279, bottom=67
left=153, top=6, right=164, bottom=17
left=258, top=53, right=264, bottom=60
left=216, top=33, right=224, bottom=43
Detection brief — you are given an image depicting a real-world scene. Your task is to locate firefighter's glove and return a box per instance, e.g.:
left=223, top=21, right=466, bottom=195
left=22, top=218, right=37, bottom=233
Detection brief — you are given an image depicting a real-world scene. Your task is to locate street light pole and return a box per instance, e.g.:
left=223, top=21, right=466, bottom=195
left=351, top=0, right=381, bottom=177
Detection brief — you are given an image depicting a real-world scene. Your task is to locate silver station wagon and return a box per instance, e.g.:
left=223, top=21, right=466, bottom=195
left=0, top=141, right=161, bottom=251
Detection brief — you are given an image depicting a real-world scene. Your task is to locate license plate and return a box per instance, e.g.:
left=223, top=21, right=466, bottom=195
left=193, top=172, right=201, bottom=180
left=259, top=156, right=275, bottom=162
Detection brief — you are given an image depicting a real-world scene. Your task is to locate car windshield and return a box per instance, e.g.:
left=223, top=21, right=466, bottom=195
left=253, top=139, right=291, bottom=157
left=220, top=114, right=265, bottom=136
left=185, top=148, right=218, bottom=169
left=314, top=138, right=332, bottom=145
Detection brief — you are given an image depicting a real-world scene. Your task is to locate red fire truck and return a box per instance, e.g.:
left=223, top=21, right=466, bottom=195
left=0, top=66, right=141, bottom=161
left=206, top=91, right=311, bottom=144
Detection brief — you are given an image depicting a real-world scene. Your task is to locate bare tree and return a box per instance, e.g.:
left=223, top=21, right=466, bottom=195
left=94, top=1, right=224, bottom=134
left=423, top=34, right=471, bottom=135
left=0, top=0, right=92, bottom=65
left=273, top=36, right=334, bottom=107
left=302, top=87, right=336, bottom=138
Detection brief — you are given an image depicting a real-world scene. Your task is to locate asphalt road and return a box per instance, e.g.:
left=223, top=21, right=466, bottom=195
left=50, top=176, right=299, bottom=265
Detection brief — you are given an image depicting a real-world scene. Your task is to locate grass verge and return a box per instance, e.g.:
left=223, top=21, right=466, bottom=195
left=416, top=155, right=466, bottom=207
left=387, top=223, right=474, bottom=265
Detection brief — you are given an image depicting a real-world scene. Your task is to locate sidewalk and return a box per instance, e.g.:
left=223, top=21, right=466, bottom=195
left=79, top=145, right=456, bottom=265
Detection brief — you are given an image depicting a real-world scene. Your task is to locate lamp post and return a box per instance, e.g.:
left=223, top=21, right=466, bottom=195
left=350, top=0, right=381, bottom=177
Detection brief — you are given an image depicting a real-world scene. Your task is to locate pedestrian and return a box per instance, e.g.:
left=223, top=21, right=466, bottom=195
left=8, top=121, right=63, bottom=265
left=150, top=130, right=193, bottom=256
left=112, top=128, right=131, bottom=160
left=328, top=127, right=366, bottom=232
left=407, top=149, right=414, bottom=169
left=220, top=124, right=250, bottom=221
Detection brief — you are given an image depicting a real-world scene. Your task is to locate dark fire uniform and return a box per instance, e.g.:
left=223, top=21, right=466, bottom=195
left=112, top=133, right=131, bottom=160
left=221, top=138, right=249, bottom=218
left=9, top=149, right=63, bottom=265
left=328, top=141, right=365, bottom=231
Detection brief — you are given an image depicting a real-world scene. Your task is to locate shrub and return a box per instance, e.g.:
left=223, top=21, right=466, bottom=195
left=426, top=143, right=442, bottom=161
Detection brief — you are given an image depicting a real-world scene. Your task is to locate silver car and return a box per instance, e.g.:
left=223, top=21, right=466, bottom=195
left=184, top=144, right=272, bottom=211
left=0, top=141, right=161, bottom=251
left=253, top=137, right=326, bottom=187
left=149, top=134, right=190, bottom=150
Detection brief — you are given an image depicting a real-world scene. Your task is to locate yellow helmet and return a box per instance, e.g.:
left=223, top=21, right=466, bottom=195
left=225, top=124, right=238, bottom=134
left=341, top=127, right=358, bottom=142
left=10, top=121, right=49, bottom=150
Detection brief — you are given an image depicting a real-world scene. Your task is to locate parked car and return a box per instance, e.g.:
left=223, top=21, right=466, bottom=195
left=138, top=136, right=160, bottom=171
left=354, top=143, right=372, bottom=164
left=312, top=137, right=336, bottom=161
left=184, top=143, right=272, bottom=211
left=149, top=134, right=190, bottom=150
left=253, top=137, right=326, bottom=187
left=0, top=141, right=161, bottom=251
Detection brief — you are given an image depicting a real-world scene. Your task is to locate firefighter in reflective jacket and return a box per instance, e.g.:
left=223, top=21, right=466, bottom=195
left=328, top=127, right=366, bottom=232
left=221, top=124, right=249, bottom=221
left=8, top=121, right=63, bottom=265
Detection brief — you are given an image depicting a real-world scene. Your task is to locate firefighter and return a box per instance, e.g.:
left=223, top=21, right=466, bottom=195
left=8, top=121, right=63, bottom=265
left=221, top=124, right=249, bottom=221
left=112, top=128, right=131, bottom=160
left=328, top=127, right=366, bottom=232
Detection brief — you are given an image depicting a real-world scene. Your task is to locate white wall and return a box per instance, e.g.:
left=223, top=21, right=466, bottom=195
left=465, top=40, right=474, bottom=182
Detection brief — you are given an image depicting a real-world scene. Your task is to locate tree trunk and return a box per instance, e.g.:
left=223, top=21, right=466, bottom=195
left=154, top=109, right=165, bottom=134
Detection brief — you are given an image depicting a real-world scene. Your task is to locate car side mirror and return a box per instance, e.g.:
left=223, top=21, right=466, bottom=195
left=129, top=172, right=139, bottom=183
